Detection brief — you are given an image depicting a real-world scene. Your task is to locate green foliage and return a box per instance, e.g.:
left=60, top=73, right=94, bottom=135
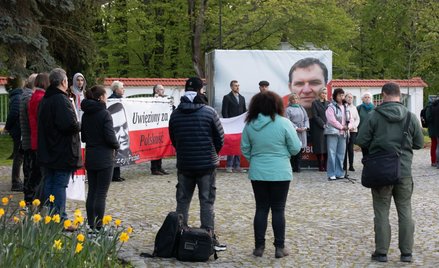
left=0, top=135, right=13, bottom=166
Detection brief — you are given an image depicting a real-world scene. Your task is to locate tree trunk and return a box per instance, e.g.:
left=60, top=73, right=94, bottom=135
left=188, top=0, right=208, bottom=78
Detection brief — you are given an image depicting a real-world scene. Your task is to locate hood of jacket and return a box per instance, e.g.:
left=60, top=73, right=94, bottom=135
left=81, top=98, right=106, bottom=114
left=177, top=95, right=205, bottom=114
left=72, top=73, right=86, bottom=92
left=8, top=88, right=23, bottom=97
left=374, top=101, right=408, bottom=123
left=249, top=114, right=273, bottom=131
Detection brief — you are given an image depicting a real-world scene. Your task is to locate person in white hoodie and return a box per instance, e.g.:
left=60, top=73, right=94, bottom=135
left=71, top=72, right=87, bottom=119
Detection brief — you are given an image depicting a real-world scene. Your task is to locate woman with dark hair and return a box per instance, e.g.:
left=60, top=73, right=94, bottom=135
left=28, top=73, right=50, bottom=201
left=241, top=91, right=301, bottom=258
left=324, top=88, right=349, bottom=180
left=81, top=85, right=120, bottom=230
left=310, top=87, right=330, bottom=171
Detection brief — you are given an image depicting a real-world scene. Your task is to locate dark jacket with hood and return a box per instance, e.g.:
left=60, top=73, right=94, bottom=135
left=429, top=99, right=439, bottom=138
left=81, top=98, right=119, bottom=170
left=37, top=85, right=82, bottom=170
left=169, top=94, right=224, bottom=172
left=356, top=101, right=424, bottom=177
left=5, top=88, right=23, bottom=140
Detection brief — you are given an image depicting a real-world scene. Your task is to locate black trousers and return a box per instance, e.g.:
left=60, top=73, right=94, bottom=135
left=344, top=132, right=357, bottom=169
left=86, top=167, right=114, bottom=229
left=151, top=159, right=162, bottom=172
left=251, top=180, right=290, bottom=249
left=11, top=138, right=23, bottom=186
left=290, top=149, right=303, bottom=172
left=24, top=150, right=42, bottom=203
left=112, top=167, right=120, bottom=179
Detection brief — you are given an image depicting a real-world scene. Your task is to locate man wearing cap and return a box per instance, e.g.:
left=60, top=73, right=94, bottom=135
left=169, top=77, right=226, bottom=250
left=221, top=80, right=247, bottom=173
left=259, top=80, right=270, bottom=92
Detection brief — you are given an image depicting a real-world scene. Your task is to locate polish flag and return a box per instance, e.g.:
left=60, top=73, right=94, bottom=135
left=219, top=113, right=246, bottom=156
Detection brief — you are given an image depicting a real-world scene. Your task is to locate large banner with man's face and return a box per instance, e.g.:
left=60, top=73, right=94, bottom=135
left=107, top=98, right=175, bottom=167
left=207, top=50, right=332, bottom=113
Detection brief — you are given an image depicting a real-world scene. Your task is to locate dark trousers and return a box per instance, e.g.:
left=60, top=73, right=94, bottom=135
left=151, top=159, right=162, bottom=172
left=22, top=150, right=32, bottom=201
left=112, top=167, right=120, bottom=179
left=86, top=167, right=113, bottom=229
left=344, top=132, right=357, bottom=169
left=11, top=138, right=23, bottom=186
left=24, top=150, right=42, bottom=203
left=251, top=180, right=290, bottom=248
left=176, top=170, right=216, bottom=232
left=290, top=149, right=303, bottom=172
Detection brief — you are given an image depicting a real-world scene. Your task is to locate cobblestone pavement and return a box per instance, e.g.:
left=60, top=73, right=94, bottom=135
left=1, top=149, right=439, bottom=267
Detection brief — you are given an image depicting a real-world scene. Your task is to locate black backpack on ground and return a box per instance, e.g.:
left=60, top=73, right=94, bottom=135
left=177, top=227, right=216, bottom=262
left=152, top=211, right=183, bottom=258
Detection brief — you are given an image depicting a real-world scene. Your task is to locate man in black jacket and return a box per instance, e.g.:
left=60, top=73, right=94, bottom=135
left=5, top=76, right=24, bottom=191
left=38, top=68, right=82, bottom=220
left=221, top=80, right=246, bottom=173
left=169, top=77, right=226, bottom=250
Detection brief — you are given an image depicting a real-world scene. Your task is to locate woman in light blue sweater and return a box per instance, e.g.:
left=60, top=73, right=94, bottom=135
left=241, top=91, right=301, bottom=258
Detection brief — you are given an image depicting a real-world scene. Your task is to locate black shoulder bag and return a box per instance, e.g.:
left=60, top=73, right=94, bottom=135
left=361, top=116, right=411, bottom=188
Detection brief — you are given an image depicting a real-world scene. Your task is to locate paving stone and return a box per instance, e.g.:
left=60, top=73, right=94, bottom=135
left=1, top=149, right=438, bottom=267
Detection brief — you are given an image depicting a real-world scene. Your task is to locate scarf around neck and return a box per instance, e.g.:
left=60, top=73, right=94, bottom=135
left=361, top=102, right=374, bottom=111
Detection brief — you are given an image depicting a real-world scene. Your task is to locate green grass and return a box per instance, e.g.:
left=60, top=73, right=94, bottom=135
left=0, top=134, right=13, bottom=166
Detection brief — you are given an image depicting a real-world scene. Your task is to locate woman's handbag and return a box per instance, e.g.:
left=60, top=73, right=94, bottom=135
left=361, top=116, right=410, bottom=188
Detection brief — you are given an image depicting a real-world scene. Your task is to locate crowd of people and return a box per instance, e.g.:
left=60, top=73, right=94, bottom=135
left=3, top=64, right=436, bottom=262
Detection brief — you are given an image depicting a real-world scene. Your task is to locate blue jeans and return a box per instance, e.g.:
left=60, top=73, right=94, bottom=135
left=326, top=134, right=346, bottom=178
left=176, top=170, right=216, bottom=232
left=42, top=168, right=71, bottom=219
left=226, top=155, right=240, bottom=169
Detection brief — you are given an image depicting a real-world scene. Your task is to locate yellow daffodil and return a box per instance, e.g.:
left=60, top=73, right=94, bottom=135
left=19, top=200, right=26, bottom=208
left=114, top=219, right=121, bottom=227
left=0, top=208, right=4, bottom=218
left=19, top=211, right=25, bottom=216
left=102, top=215, right=112, bottom=225
left=2, top=197, right=8, bottom=205
left=53, top=239, right=62, bottom=250
left=13, top=216, right=20, bottom=223
left=77, top=233, right=85, bottom=242
left=44, top=215, right=51, bottom=224
left=127, top=226, right=133, bottom=234
left=32, top=214, right=42, bottom=223
left=49, top=195, right=55, bottom=203
left=75, top=243, right=83, bottom=254
left=73, top=215, right=84, bottom=227
left=52, top=214, right=61, bottom=223
left=32, top=199, right=41, bottom=207
left=74, top=209, right=82, bottom=217
left=63, top=219, right=72, bottom=229
left=119, top=232, right=129, bottom=243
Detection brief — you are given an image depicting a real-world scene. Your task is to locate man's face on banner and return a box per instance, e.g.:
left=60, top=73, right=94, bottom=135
left=112, top=109, right=130, bottom=151
left=288, top=64, right=326, bottom=109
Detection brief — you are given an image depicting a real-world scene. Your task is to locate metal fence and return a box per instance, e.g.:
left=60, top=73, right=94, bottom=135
left=0, top=94, right=8, bottom=123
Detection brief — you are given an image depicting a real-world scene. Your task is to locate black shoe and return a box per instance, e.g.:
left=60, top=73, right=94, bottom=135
left=151, top=170, right=164, bottom=175
left=371, top=253, right=388, bottom=262
left=253, top=246, right=265, bottom=257
left=112, top=177, right=125, bottom=182
left=213, top=236, right=227, bottom=251
left=400, top=253, right=412, bottom=262
left=159, top=169, right=169, bottom=175
left=275, top=247, right=289, bottom=258
left=349, top=166, right=355, bottom=171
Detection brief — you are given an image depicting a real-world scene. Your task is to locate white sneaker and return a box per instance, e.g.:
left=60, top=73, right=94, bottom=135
left=226, top=168, right=233, bottom=173
left=328, top=176, right=336, bottom=181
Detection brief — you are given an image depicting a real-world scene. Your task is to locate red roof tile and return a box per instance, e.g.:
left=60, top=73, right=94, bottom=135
left=331, top=77, right=428, bottom=88
left=103, top=78, right=189, bottom=87
left=0, top=77, right=428, bottom=88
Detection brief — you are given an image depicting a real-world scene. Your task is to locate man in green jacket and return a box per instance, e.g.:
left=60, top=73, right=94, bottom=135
left=356, top=82, right=424, bottom=263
